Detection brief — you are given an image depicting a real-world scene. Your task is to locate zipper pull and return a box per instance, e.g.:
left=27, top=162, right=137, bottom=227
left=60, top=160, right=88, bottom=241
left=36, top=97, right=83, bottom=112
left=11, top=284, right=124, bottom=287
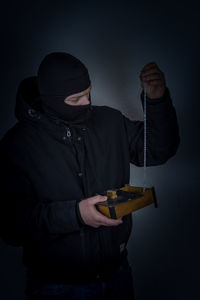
left=66, top=127, right=71, bottom=138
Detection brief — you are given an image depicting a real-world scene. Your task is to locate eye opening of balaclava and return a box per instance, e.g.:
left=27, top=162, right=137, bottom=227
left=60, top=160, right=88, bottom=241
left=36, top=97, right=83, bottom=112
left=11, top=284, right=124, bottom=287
left=37, top=52, right=92, bottom=123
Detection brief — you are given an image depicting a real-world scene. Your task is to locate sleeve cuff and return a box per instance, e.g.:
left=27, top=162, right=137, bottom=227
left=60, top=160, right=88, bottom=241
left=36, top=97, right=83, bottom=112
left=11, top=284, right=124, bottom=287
left=141, top=87, right=171, bottom=106
left=75, top=200, right=86, bottom=226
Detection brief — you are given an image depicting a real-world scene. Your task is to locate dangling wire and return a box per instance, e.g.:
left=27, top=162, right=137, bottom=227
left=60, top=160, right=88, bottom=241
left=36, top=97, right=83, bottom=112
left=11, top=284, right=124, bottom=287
left=143, top=82, right=147, bottom=193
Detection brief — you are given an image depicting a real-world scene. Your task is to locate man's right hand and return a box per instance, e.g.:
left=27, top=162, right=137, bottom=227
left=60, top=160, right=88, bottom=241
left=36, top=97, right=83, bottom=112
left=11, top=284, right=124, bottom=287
left=78, top=195, right=123, bottom=228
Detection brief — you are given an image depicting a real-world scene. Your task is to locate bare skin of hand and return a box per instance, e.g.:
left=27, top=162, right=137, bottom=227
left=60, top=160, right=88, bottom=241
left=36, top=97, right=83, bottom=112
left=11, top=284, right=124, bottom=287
left=140, top=62, right=166, bottom=99
left=78, top=195, right=123, bottom=228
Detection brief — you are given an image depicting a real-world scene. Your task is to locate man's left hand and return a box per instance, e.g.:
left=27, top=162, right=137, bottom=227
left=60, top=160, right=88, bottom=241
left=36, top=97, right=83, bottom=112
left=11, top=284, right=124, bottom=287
left=140, top=62, right=166, bottom=99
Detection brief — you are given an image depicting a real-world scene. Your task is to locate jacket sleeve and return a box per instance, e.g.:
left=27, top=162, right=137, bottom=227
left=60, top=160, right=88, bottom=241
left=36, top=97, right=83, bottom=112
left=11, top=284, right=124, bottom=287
left=123, top=87, right=180, bottom=166
left=0, top=149, right=83, bottom=247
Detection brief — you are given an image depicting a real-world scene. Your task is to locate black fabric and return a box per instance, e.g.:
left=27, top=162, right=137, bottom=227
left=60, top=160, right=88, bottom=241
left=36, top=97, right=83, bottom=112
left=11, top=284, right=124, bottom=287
left=37, top=52, right=91, bottom=98
left=75, top=200, right=86, bottom=226
left=37, top=52, right=91, bottom=122
left=41, top=99, right=93, bottom=124
left=0, top=76, right=180, bottom=284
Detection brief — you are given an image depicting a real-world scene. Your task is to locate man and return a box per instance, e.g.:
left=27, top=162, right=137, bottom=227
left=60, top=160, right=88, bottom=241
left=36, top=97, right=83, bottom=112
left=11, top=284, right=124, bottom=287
left=0, top=52, right=180, bottom=299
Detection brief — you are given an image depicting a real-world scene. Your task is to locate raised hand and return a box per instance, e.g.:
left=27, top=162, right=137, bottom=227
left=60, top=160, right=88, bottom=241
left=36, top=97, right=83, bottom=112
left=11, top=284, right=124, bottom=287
left=140, top=62, right=166, bottom=99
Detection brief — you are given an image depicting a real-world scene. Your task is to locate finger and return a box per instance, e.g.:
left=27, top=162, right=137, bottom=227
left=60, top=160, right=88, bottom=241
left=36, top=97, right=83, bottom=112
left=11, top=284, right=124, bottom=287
left=141, top=67, right=162, bottom=79
left=90, top=195, right=107, bottom=205
left=140, top=78, right=164, bottom=88
left=97, top=220, right=123, bottom=227
left=140, top=68, right=162, bottom=77
left=101, top=219, right=123, bottom=227
left=95, top=212, right=123, bottom=226
left=146, top=79, right=164, bottom=86
left=140, top=70, right=163, bottom=80
left=141, top=62, right=158, bottom=72
left=142, top=74, right=163, bottom=82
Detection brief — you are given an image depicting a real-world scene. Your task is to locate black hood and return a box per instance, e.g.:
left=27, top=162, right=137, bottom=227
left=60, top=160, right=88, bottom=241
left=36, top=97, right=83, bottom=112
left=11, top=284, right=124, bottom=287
left=15, top=76, right=93, bottom=125
left=15, top=76, right=43, bottom=122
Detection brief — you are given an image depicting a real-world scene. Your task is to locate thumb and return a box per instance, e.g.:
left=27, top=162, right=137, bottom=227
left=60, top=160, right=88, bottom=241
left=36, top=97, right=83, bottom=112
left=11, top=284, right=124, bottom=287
left=91, top=195, right=107, bottom=205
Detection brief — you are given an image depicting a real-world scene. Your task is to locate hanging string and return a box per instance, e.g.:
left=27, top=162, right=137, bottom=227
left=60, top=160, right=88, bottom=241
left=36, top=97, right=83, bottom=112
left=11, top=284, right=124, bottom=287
left=143, top=82, right=147, bottom=193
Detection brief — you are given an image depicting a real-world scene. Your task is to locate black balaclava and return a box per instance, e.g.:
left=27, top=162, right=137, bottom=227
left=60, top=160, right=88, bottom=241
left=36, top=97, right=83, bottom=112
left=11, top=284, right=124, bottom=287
left=37, top=52, right=92, bottom=124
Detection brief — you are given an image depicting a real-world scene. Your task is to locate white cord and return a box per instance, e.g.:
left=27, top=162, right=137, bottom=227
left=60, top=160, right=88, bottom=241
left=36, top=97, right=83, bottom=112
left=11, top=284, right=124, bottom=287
left=143, top=82, right=147, bottom=193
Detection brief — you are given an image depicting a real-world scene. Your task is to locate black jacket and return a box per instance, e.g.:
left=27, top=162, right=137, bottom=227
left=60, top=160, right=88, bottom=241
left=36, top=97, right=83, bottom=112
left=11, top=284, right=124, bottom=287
left=0, top=76, right=180, bottom=283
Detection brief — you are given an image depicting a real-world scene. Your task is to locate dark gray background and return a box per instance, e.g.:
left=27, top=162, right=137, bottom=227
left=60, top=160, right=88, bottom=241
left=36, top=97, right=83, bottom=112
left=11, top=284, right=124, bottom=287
left=0, top=1, right=199, bottom=299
